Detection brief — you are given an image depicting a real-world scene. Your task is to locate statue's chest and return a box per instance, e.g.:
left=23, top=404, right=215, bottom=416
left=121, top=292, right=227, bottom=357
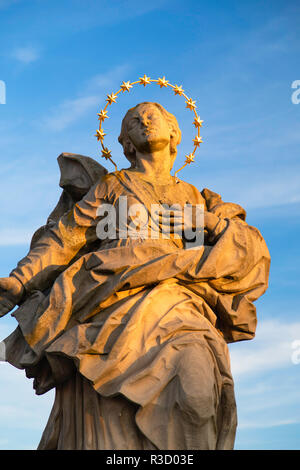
left=154, top=184, right=203, bottom=208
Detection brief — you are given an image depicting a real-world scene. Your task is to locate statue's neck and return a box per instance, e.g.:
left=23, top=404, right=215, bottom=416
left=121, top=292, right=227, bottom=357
left=133, top=148, right=173, bottom=184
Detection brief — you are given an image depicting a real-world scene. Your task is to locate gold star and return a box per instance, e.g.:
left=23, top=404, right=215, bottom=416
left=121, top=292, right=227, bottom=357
left=173, top=84, right=184, bottom=96
left=120, top=81, right=133, bottom=92
left=185, top=98, right=196, bottom=111
left=193, top=136, right=203, bottom=147
left=97, top=109, right=108, bottom=122
left=185, top=154, right=195, bottom=164
left=101, top=147, right=112, bottom=160
left=157, top=76, right=169, bottom=88
left=139, top=74, right=151, bottom=86
left=106, top=93, right=118, bottom=105
left=193, top=116, right=203, bottom=128
left=94, top=129, right=106, bottom=142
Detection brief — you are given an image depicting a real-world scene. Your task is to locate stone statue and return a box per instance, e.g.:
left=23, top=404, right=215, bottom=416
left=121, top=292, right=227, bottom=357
left=0, top=102, right=270, bottom=450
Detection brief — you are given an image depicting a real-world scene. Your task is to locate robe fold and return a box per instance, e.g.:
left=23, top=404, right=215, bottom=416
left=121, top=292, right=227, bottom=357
left=3, top=168, right=270, bottom=450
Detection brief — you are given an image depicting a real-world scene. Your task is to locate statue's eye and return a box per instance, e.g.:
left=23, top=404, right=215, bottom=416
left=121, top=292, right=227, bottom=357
left=128, top=118, right=139, bottom=128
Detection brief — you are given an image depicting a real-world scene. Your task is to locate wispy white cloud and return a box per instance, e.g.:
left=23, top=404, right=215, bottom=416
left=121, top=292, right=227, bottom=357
left=40, top=65, right=129, bottom=132
left=230, top=170, right=300, bottom=210
left=192, top=162, right=300, bottom=211
left=238, top=418, right=300, bottom=430
left=42, top=95, right=99, bottom=132
left=0, top=321, right=54, bottom=442
left=12, top=46, right=40, bottom=64
left=0, top=228, right=34, bottom=247
left=229, top=319, right=300, bottom=439
left=229, top=319, right=300, bottom=377
left=233, top=370, right=300, bottom=438
left=0, top=363, right=54, bottom=431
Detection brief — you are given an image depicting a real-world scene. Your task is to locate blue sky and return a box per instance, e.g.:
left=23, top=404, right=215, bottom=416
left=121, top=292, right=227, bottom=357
left=0, top=0, right=300, bottom=450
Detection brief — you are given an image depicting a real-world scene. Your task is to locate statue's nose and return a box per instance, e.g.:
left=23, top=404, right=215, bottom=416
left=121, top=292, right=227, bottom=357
left=141, top=115, right=151, bottom=127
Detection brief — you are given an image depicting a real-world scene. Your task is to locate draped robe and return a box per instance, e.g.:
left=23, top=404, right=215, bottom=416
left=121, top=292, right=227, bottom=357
left=3, top=167, right=270, bottom=450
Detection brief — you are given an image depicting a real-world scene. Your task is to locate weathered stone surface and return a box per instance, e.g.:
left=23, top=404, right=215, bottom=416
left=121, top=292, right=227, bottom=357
left=0, top=103, right=270, bottom=449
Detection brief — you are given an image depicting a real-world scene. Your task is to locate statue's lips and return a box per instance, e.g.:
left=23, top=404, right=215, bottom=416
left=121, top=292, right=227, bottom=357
left=142, top=128, right=160, bottom=137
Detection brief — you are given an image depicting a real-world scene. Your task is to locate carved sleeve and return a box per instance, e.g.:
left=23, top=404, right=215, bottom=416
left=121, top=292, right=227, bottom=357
left=10, top=177, right=110, bottom=294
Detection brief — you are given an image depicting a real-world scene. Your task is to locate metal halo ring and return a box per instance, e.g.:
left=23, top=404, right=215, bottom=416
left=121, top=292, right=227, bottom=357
left=95, top=74, right=203, bottom=178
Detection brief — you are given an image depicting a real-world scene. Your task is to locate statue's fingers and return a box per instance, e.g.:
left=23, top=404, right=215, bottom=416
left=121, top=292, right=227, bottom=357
left=158, top=208, right=182, bottom=214
left=160, top=217, right=184, bottom=226
left=158, top=215, right=183, bottom=225
left=155, top=208, right=182, bottom=217
left=160, top=215, right=183, bottom=223
left=160, top=223, right=184, bottom=235
left=159, top=220, right=177, bottom=229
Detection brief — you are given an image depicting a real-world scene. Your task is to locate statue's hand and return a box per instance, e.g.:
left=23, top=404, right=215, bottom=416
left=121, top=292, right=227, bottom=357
left=0, top=277, right=25, bottom=318
left=203, top=211, right=221, bottom=233
left=155, top=205, right=196, bottom=236
left=157, top=206, right=220, bottom=235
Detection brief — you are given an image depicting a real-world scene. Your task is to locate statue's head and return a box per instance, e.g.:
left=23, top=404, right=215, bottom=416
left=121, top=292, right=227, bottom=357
left=118, top=102, right=181, bottom=170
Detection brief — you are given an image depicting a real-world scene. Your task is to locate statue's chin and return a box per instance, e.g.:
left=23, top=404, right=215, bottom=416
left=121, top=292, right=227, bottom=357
left=137, top=136, right=170, bottom=154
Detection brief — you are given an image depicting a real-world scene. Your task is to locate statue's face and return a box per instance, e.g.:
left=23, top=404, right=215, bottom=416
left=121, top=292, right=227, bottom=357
left=126, top=103, right=171, bottom=154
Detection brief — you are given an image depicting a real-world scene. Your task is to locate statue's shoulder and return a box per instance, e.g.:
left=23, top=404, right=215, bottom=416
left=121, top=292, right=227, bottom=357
left=175, top=178, right=206, bottom=205
left=93, top=170, right=134, bottom=200
left=100, top=169, right=129, bottom=188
